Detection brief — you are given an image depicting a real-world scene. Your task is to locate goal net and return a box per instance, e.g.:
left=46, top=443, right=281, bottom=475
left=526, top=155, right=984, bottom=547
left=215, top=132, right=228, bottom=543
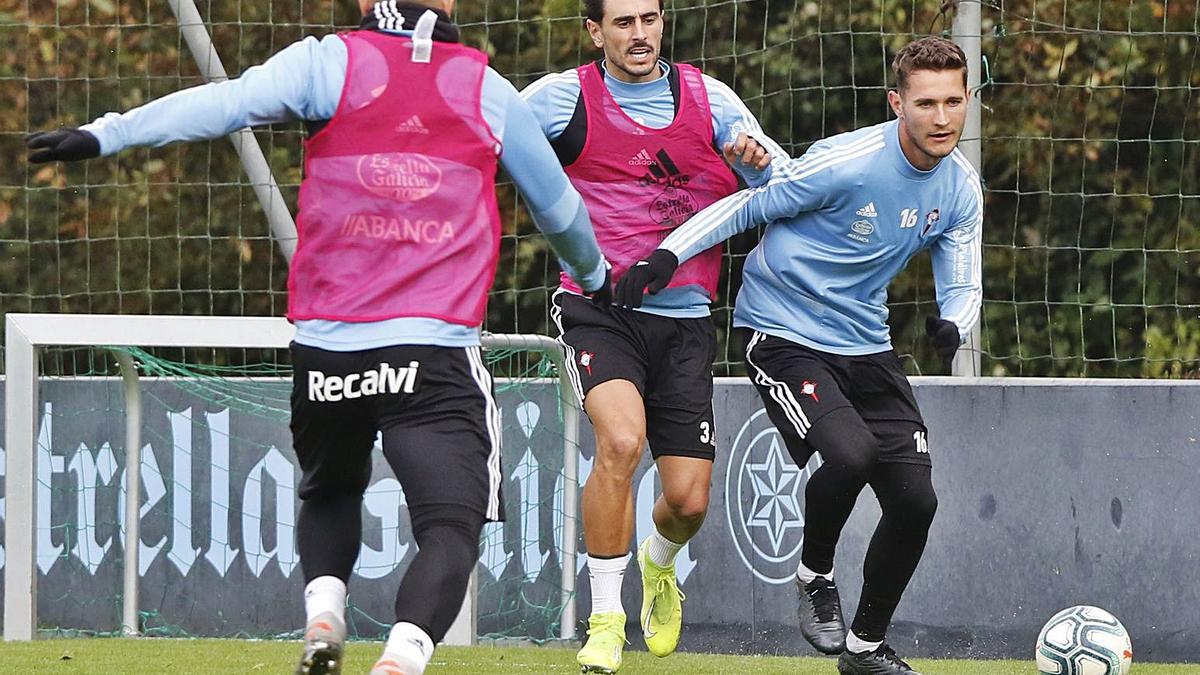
left=2, top=314, right=580, bottom=643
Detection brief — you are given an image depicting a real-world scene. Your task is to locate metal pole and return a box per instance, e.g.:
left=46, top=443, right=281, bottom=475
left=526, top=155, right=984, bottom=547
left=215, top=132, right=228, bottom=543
left=952, top=0, right=983, bottom=377
left=551, top=347, right=579, bottom=641
left=112, top=350, right=142, bottom=637
left=3, top=317, right=39, bottom=640
left=165, top=0, right=298, bottom=263
left=479, top=334, right=579, bottom=640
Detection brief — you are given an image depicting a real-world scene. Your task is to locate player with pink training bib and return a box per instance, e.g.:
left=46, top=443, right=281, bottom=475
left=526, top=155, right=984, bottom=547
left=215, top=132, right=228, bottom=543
left=27, top=2, right=611, bottom=674
left=522, top=0, right=788, bottom=671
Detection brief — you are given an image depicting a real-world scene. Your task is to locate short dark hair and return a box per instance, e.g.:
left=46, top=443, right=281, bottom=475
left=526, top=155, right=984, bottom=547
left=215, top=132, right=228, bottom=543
left=584, top=0, right=664, bottom=24
left=891, top=36, right=968, bottom=91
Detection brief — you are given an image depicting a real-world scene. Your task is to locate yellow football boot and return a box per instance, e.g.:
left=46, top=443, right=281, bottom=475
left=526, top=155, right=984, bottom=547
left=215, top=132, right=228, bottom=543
left=637, top=537, right=685, bottom=657
left=576, top=611, right=626, bottom=673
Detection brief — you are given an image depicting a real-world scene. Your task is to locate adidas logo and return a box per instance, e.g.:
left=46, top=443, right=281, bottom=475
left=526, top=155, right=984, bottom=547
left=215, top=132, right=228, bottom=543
left=396, top=115, right=429, bottom=134
left=628, top=148, right=655, bottom=166
left=636, top=148, right=690, bottom=189
left=855, top=202, right=877, bottom=218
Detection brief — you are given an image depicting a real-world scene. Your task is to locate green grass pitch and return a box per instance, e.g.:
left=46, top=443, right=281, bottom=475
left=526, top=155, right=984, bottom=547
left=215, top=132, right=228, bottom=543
left=0, top=639, right=1197, bottom=674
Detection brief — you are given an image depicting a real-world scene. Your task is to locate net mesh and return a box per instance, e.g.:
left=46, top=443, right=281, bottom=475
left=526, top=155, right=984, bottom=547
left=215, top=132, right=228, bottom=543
left=978, top=1, right=1199, bottom=376
left=17, top=343, right=576, bottom=642
left=4, top=1, right=1196, bottom=378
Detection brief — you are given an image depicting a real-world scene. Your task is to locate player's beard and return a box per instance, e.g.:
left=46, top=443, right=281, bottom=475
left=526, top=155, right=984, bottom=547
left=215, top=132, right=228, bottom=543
left=616, top=42, right=658, bottom=79
left=902, top=122, right=960, bottom=168
left=920, top=129, right=960, bottom=161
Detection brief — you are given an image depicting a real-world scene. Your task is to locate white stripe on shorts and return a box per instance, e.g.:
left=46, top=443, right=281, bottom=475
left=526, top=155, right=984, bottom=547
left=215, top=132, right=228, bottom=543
left=744, top=331, right=812, bottom=439
left=465, top=346, right=503, bottom=521
left=549, top=289, right=586, bottom=407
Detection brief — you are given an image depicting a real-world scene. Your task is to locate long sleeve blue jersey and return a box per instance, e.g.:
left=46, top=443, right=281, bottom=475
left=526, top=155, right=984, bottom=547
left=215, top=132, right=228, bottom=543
left=521, top=61, right=789, bottom=318
left=82, top=29, right=605, bottom=350
left=660, top=119, right=983, bottom=355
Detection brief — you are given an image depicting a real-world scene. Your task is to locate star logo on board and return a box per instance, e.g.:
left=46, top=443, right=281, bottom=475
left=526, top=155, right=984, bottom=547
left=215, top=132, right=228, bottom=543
left=746, top=436, right=804, bottom=555
left=726, top=409, right=823, bottom=584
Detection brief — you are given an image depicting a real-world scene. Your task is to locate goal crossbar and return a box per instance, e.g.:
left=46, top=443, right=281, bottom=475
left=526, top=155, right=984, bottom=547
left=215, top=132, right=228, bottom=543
left=3, top=313, right=579, bottom=642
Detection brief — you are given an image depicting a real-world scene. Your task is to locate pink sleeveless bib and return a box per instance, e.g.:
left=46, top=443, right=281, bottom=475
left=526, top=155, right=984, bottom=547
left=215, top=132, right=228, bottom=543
left=560, top=62, right=738, bottom=299
left=289, top=30, right=502, bottom=325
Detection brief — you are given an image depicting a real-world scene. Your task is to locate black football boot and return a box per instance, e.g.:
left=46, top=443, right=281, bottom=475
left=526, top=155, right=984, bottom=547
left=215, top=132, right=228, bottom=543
left=795, top=575, right=846, bottom=655
left=837, top=642, right=923, bottom=675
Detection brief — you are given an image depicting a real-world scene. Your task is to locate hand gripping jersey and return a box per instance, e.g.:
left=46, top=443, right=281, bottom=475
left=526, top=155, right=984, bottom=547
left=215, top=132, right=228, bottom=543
left=558, top=62, right=738, bottom=299
left=290, top=30, right=502, bottom=325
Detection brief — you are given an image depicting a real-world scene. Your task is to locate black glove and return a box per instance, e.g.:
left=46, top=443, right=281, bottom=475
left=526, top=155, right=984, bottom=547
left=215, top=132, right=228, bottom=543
left=925, top=315, right=960, bottom=372
left=26, top=129, right=101, bottom=164
left=614, top=249, right=679, bottom=309
left=585, top=264, right=613, bottom=308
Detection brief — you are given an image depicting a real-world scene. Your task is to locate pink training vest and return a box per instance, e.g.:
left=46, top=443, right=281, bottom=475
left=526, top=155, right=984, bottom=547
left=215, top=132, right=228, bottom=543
left=560, top=62, right=739, bottom=299
left=289, top=30, right=502, bottom=325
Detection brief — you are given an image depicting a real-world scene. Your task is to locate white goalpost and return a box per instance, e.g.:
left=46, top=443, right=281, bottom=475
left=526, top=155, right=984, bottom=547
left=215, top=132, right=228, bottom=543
left=3, top=313, right=580, bottom=643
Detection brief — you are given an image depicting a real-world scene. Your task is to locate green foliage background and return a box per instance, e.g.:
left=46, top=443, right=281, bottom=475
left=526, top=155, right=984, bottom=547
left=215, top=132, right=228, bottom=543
left=1, top=0, right=1196, bottom=377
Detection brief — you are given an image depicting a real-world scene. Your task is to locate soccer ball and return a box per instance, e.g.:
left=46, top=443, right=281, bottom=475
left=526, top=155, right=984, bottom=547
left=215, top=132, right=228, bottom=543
left=1036, top=605, right=1133, bottom=675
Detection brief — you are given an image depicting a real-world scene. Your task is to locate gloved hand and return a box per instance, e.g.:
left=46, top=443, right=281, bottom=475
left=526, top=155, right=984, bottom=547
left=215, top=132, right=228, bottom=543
left=614, top=249, right=679, bottom=309
left=925, top=315, right=961, bottom=372
left=26, top=128, right=101, bottom=164
left=585, top=264, right=613, bottom=308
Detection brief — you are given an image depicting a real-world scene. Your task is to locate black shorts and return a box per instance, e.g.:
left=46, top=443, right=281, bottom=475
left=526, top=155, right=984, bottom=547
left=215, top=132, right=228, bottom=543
left=551, top=291, right=717, bottom=460
left=290, top=342, right=504, bottom=521
left=742, top=330, right=930, bottom=467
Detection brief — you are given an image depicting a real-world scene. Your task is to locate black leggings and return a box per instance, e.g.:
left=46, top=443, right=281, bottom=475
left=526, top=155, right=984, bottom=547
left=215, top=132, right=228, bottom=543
left=794, top=407, right=938, bottom=642
left=298, top=498, right=484, bottom=643
left=853, top=462, right=937, bottom=641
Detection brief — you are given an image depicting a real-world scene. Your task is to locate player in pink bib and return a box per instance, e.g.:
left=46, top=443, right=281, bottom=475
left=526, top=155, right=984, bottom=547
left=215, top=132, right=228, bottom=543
left=522, top=0, right=787, bottom=670
left=27, top=2, right=610, bottom=674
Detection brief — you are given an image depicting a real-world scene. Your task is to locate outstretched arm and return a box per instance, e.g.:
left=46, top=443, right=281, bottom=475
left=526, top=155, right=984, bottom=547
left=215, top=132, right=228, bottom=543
left=613, top=143, right=839, bottom=307
left=489, top=70, right=607, bottom=295
left=28, top=34, right=344, bottom=161
left=660, top=141, right=838, bottom=264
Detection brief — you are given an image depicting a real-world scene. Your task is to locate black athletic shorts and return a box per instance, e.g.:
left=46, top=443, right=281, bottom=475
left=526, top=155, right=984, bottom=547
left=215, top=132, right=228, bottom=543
left=551, top=291, right=717, bottom=461
left=742, top=330, right=930, bottom=467
left=290, top=342, right=504, bottom=521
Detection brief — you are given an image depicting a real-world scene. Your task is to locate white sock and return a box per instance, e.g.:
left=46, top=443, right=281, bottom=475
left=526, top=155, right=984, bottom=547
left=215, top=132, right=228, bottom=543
left=587, top=553, right=630, bottom=615
left=380, top=622, right=435, bottom=674
left=846, top=631, right=883, bottom=654
left=304, top=576, right=347, bottom=623
left=796, top=560, right=834, bottom=584
left=646, top=529, right=685, bottom=568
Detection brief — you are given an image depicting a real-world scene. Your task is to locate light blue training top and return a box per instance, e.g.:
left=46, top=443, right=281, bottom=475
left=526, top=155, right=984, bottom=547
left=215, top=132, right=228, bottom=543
left=521, top=61, right=789, bottom=318
left=83, top=27, right=606, bottom=350
left=660, top=118, right=983, bottom=355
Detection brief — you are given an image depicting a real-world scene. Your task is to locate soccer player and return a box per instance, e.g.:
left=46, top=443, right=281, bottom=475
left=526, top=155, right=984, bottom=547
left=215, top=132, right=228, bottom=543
left=26, top=2, right=610, bottom=674
left=615, top=36, right=983, bottom=675
left=520, top=0, right=787, bottom=670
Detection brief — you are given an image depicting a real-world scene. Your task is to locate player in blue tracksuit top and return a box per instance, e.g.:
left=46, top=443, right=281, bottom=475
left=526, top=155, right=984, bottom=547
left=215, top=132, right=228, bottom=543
left=616, top=37, right=983, bottom=675
left=26, top=3, right=609, bottom=675
left=37, top=4, right=607, bottom=354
